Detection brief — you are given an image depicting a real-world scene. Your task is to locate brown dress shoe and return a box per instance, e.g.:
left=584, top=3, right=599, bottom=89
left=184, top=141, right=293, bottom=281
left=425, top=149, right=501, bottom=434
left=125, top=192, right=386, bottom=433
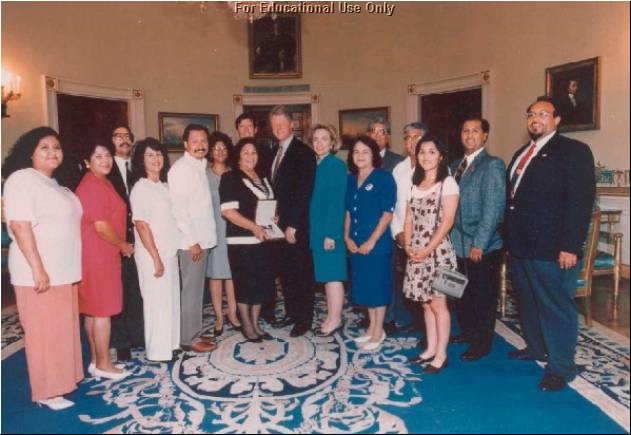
left=182, top=340, right=217, bottom=353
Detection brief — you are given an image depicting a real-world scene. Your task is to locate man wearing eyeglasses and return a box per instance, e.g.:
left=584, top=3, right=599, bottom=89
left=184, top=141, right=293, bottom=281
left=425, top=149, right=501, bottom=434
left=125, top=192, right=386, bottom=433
left=108, top=125, right=145, bottom=361
left=505, top=97, right=595, bottom=392
left=368, top=118, right=405, bottom=172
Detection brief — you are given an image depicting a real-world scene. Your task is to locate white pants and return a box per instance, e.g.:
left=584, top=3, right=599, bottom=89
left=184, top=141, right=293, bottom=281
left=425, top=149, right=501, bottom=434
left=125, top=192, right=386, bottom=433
left=135, top=252, right=181, bottom=361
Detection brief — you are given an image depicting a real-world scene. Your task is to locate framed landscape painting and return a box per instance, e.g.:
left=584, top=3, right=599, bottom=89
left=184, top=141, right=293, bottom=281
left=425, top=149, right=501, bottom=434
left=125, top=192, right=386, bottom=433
left=339, top=107, right=389, bottom=150
left=158, top=112, right=219, bottom=151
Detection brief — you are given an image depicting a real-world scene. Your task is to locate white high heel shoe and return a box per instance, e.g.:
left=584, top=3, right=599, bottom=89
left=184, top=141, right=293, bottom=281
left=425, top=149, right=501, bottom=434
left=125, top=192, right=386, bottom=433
left=361, top=332, right=387, bottom=352
left=37, top=396, right=75, bottom=411
left=92, top=367, right=131, bottom=381
left=354, top=334, right=372, bottom=344
left=87, top=362, right=125, bottom=377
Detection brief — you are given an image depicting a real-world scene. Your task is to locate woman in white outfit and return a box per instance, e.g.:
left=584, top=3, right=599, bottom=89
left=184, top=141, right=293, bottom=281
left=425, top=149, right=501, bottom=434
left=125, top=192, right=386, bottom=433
left=130, top=138, right=181, bottom=362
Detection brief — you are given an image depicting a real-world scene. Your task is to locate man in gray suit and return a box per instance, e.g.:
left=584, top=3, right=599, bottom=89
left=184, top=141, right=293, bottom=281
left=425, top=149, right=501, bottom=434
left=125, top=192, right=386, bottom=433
left=450, top=118, right=506, bottom=361
left=368, top=118, right=404, bottom=172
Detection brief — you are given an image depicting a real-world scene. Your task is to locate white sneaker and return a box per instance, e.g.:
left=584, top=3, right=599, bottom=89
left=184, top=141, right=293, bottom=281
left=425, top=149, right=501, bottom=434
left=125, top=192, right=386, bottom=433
left=92, top=367, right=131, bottom=381
left=87, top=362, right=125, bottom=377
left=37, top=396, right=74, bottom=411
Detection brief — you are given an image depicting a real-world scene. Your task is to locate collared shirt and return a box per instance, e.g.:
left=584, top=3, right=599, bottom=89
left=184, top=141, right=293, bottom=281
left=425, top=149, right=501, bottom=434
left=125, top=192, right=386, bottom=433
left=390, top=156, right=415, bottom=238
left=167, top=152, right=217, bottom=250
left=271, top=134, right=294, bottom=174
left=509, top=130, right=556, bottom=193
left=380, top=149, right=386, bottom=158
left=114, top=155, right=131, bottom=193
left=463, top=146, right=485, bottom=168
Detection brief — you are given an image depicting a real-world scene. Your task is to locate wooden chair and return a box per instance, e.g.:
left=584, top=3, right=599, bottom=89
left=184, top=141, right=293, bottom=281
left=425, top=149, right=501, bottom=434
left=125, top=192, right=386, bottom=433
left=592, top=227, right=623, bottom=318
left=575, top=210, right=601, bottom=326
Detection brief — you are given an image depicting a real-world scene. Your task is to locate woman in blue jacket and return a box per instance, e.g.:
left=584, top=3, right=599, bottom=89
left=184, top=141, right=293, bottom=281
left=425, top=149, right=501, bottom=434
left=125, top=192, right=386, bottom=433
left=344, top=136, right=396, bottom=352
left=308, top=124, right=348, bottom=337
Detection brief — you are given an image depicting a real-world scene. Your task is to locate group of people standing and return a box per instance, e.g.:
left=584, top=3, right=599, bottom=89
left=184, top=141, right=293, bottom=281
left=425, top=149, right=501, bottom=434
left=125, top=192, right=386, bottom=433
left=2, top=96, right=595, bottom=410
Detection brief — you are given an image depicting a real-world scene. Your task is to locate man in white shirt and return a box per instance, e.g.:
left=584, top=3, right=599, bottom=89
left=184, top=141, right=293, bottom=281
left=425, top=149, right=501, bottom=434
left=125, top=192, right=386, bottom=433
left=387, top=122, right=428, bottom=334
left=168, top=124, right=218, bottom=353
left=108, top=125, right=145, bottom=361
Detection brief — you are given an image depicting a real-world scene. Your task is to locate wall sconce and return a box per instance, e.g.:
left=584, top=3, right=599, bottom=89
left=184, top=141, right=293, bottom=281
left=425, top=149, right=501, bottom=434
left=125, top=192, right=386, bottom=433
left=2, top=71, right=22, bottom=118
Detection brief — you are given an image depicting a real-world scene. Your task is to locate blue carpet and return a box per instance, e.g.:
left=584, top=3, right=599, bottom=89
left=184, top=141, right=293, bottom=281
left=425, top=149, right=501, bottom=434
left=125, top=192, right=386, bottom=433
left=1, top=297, right=629, bottom=434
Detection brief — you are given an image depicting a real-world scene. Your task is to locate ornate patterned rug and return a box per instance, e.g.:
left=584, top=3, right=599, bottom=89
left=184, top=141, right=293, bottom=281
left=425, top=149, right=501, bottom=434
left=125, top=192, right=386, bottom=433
left=1, top=294, right=629, bottom=434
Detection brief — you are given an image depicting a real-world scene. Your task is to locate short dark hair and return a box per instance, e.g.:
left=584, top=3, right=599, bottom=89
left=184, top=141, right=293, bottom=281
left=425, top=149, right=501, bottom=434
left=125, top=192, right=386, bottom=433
left=233, top=137, right=265, bottom=178
left=461, top=117, right=490, bottom=134
left=82, top=138, right=115, bottom=165
left=207, top=130, right=235, bottom=164
left=347, top=135, right=383, bottom=174
left=131, top=137, right=170, bottom=186
left=235, top=112, right=257, bottom=130
left=411, top=134, right=450, bottom=186
left=110, top=125, right=135, bottom=143
left=183, top=124, right=210, bottom=142
left=527, top=96, right=559, bottom=117
left=2, top=127, right=61, bottom=178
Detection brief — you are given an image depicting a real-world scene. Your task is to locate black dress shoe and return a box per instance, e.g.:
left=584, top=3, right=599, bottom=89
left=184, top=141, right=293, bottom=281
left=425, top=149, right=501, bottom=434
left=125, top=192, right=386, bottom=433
left=409, top=354, right=435, bottom=365
left=116, top=347, right=132, bottom=361
left=539, top=373, right=567, bottom=392
left=460, top=346, right=491, bottom=362
left=213, top=325, right=224, bottom=337
left=449, top=334, right=470, bottom=345
left=258, top=332, right=273, bottom=340
left=273, top=316, right=295, bottom=328
left=508, top=348, right=548, bottom=362
left=423, top=358, right=449, bottom=374
left=241, top=332, right=263, bottom=343
left=290, top=323, right=311, bottom=338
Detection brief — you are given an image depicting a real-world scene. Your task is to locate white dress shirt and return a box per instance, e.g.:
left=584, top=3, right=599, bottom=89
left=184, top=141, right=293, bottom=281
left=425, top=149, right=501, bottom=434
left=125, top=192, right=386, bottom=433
left=167, top=152, right=217, bottom=250
left=509, top=130, right=556, bottom=193
left=390, top=157, right=415, bottom=239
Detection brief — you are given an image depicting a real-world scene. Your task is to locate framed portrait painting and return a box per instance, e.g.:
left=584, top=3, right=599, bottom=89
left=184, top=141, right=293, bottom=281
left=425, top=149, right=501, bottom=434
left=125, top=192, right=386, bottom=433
left=158, top=112, right=219, bottom=152
left=545, top=57, right=600, bottom=132
left=339, top=107, right=390, bottom=150
left=248, top=14, right=302, bottom=79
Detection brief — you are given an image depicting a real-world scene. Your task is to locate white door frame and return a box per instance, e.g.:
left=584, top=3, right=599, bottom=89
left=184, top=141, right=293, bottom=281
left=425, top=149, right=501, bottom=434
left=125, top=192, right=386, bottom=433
left=42, top=75, right=146, bottom=138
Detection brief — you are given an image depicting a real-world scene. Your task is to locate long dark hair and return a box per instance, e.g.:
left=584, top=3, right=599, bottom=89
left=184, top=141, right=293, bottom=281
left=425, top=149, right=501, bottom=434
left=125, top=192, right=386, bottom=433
left=130, top=137, right=170, bottom=187
left=411, top=134, right=450, bottom=186
left=208, top=131, right=235, bottom=165
left=1, top=126, right=81, bottom=188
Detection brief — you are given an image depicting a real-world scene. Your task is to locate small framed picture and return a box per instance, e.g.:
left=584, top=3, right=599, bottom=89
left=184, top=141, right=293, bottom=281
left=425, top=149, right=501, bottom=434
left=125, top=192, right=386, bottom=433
left=248, top=14, right=301, bottom=79
left=339, top=107, right=389, bottom=150
left=158, top=112, right=219, bottom=152
left=545, top=57, right=600, bottom=132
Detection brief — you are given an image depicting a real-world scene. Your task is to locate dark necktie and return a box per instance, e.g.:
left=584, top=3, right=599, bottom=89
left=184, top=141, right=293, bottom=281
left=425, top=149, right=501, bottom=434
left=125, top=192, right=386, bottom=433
left=454, top=158, right=468, bottom=184
left=272, top=147, right=284, bottom=182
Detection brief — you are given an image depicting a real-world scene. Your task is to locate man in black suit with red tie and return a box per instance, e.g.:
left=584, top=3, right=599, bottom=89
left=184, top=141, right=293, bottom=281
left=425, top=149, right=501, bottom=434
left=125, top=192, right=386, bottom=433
left=108, top=125, right=145, bottom=360
left=268, top=106, right=316, bottom=337
left=505, top=97, right=595, bottom=392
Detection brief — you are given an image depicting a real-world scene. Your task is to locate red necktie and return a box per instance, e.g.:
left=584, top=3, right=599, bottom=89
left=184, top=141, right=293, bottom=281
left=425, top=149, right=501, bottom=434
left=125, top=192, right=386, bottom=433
left=510, top=142, right=536, bottom=197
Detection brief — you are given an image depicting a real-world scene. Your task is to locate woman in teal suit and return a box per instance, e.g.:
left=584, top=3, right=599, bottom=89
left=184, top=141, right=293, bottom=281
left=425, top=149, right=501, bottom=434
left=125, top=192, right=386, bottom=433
left=308, top=124, right=348, bottom=337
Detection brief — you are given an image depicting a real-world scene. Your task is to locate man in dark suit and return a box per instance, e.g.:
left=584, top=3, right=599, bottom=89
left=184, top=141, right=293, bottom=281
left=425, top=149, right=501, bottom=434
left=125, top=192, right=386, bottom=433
left=506, top=97, right=595, bottom=392
left=450, top=118, right=506, bottom=361
left=268, top=105, right=316, bottom=337
left=108, top=125, right=145, bottom=361
left=368, top=118, right=405, bottom=172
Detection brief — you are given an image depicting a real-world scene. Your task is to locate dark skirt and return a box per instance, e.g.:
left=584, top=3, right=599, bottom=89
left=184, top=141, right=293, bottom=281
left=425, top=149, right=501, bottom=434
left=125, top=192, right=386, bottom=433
left=350, top=252, right=393, bottom=308
left=227, top=243, right=275, bottom=305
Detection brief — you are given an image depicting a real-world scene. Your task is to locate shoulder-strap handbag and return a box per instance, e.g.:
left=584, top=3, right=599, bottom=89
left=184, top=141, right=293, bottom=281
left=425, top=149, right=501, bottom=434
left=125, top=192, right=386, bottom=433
left=430, top=181, right=469, bottom=298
